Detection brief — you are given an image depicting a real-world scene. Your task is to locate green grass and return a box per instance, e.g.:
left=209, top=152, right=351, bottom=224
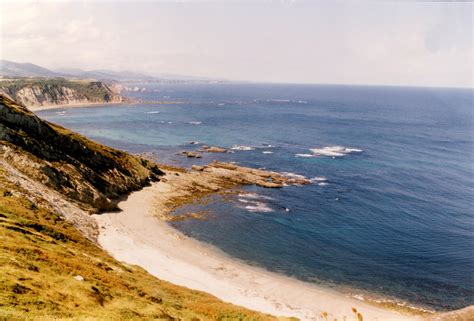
left=0, top=168, right=284, bottom=320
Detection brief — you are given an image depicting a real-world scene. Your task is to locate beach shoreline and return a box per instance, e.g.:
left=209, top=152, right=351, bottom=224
left=92, top=166, right=427, bottom=321
left=30, top=100, right=186, bottom=112
left=29, top=101, right=127, bottom=112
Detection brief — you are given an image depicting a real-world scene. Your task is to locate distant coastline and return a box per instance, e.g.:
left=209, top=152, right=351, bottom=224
left=30, top=101, right=126, bottom=112
left=31, top=100, right=186, bottom=112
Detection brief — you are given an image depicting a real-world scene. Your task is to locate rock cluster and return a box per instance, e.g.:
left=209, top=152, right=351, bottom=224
left=201, top=146, right=227, bottom=153
left=181, top=151, right=202, bottom=158
left=191, top=161, right=310, bottom=188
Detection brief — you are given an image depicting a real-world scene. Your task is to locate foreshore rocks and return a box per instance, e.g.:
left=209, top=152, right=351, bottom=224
left=201, top=146, right=227, bottom=153
left=180, top=145, right=227, bottom=158
left=153, top=161, right=311, bottom=223
left=181, top=151, right=202, bottom=158
left=191, top=161, right=311, bottom=188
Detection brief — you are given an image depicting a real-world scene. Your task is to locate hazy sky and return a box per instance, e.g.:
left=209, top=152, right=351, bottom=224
left=0, top=1, right=472, bottom=87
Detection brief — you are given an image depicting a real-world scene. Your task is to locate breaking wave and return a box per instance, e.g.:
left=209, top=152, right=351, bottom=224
left=295, top=153, right=314, bottom=158
left=231, top=145, right=255, bottom=151
left=310, top=146, right=363, bottom=157
left=296, top=146, right=363, bottom=158
left=244, top=202, right=274, bottom=213
left=238, top=193, right=274, bottom=201
left=236, top=193, right=275, bottom=213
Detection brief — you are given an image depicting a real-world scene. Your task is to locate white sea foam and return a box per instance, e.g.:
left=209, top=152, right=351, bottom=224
left=238, top=193, right=274, bottom=201
left=352, top=294, right=365, bottom=301
left=318, top=182, right=329, bottom=186
left=238, top=193, right=259, bottom=200
left=188, top=121, right=202, bottom=125
left=310, top=146, right=363, bottom=157
left=236, top=194, right=275, bottom=213
left=145, top=111, right=160, bottom=114
left=244, top=202, right=274, bottom=213
left=295, top=153, right=314, bottom=158
left=231, top=145, right=255, bottom=151
left=310, top=176, right=327, bottom=182
left=267, top=99, right=291, bottom=103
left=281, top=172, right=306, bottom=180
left=262, top=151, right=273, bottom=154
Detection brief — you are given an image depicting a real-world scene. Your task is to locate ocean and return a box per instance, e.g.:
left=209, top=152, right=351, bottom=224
left=38, top=83, right=473, bottom=312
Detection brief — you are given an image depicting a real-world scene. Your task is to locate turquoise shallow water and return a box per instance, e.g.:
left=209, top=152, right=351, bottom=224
left=39, top=84, right=473, bottom=311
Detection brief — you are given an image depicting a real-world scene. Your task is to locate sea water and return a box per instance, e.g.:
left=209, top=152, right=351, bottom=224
left=38, top=83, right=473, bottom=311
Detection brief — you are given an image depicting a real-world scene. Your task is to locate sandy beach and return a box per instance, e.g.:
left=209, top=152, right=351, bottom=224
left=29, top=101, right=126, bottom=112
left=29, top=100, right=185, bottom=112
left=92, top=168, right=425, bottom=321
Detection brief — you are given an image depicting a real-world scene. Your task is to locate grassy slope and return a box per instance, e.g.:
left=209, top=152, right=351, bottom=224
left=0, top=168, right=281, bottom=321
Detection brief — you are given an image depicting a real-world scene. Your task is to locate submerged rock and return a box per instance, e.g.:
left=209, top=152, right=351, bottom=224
left=202, top=146, right=227, bottom=153
left=181, top=151, right=202, bottom=158
left=256, top=180, right=282, bottom=188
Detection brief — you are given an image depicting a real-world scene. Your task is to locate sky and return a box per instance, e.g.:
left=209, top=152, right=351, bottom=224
left=0, top=0, right=472, bottom=88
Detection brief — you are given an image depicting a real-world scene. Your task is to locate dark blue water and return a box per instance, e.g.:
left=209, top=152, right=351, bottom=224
left=38, top=84, right=473, bottom=311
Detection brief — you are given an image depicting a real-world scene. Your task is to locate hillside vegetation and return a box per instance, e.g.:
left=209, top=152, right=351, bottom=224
left=0, top=168, right=279, bottom=320
left=0, top=95, right=284, bottom=320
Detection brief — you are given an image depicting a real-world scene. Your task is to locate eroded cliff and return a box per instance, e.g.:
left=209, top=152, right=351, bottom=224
left=0, top=78, right=124, bottom=108
left=0, top=95, right=162, bottom=212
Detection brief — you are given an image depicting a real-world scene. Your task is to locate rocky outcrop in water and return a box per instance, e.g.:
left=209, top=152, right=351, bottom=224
left=201, top=146, right=227, bottom=153
left=191, top=161, right=311, bottom=188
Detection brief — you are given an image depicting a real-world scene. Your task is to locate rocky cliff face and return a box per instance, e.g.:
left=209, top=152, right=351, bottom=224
left=0, top=79, right=124, bottom=108
left=0, top=95, right=162, bottom=212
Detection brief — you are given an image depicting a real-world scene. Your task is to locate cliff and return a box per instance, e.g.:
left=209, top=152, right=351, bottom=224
left=0, top=78, right=124, bottom=108
left=0, top=95, right=278, bottom=320
left=0, top=95, right=162, bottom=212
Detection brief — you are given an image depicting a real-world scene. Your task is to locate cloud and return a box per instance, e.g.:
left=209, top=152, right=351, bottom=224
left=0, top=1, right=472, bottom=87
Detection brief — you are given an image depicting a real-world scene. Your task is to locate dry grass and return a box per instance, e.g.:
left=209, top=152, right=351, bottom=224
left=0, top=168, right=286, bottom=320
